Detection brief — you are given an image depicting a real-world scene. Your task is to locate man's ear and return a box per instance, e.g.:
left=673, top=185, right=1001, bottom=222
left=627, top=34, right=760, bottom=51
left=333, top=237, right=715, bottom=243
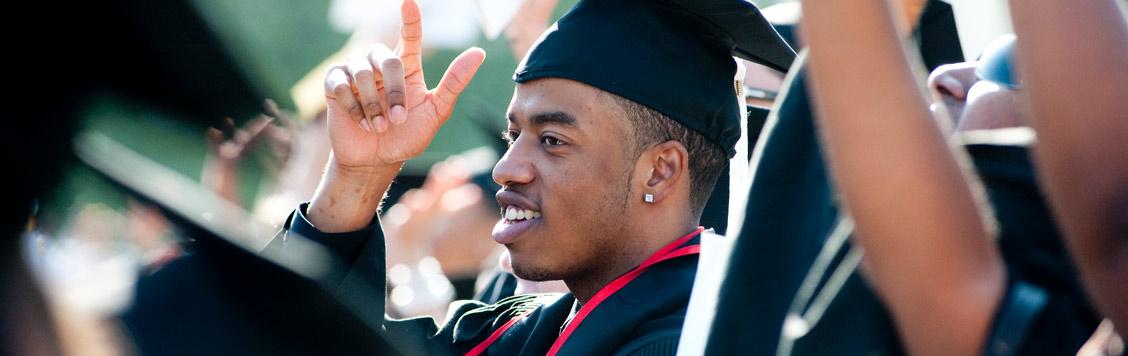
left=639, top=141, right=689, bottom=204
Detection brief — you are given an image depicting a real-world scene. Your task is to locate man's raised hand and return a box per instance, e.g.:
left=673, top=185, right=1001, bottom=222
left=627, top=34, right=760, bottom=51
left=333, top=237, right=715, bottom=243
left=323, top=0, right=486, bottom=169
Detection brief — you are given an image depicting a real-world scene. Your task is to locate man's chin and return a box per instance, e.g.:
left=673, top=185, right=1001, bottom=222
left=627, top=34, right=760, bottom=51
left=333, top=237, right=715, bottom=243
left=510, top=261, right=561, bottom=282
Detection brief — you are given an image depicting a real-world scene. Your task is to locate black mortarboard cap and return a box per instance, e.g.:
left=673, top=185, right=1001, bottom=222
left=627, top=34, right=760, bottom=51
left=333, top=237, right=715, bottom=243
left=514, top=0, right=796, bottom=158
left=73, top=132, right=403, bottom=355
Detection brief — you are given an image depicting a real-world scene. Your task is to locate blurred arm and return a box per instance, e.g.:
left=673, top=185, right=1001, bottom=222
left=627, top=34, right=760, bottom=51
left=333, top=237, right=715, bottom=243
left=1009, top=0, right=1128, bottom=329
left=504, top=0, right=559, bottom=60
left=802, top=0, right=1004, bottom=354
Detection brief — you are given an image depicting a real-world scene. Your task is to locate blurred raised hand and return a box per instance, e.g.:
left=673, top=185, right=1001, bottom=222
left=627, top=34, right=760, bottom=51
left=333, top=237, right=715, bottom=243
left=504, top=0, right=559, bottom=60
left=202, top=115, right=276, bottom=204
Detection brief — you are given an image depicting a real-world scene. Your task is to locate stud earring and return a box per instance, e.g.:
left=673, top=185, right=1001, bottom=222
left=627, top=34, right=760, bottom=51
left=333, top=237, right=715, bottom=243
left=644, top=193, right=655, bottom=203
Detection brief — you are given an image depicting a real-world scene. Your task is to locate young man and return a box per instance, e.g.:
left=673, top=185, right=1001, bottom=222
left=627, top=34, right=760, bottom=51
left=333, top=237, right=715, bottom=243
left=272, top=0, right=793, bottom=354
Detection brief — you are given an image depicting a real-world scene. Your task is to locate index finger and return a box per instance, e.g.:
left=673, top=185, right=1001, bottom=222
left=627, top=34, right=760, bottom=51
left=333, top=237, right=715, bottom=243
left=397, top=0, right=423, bottom=67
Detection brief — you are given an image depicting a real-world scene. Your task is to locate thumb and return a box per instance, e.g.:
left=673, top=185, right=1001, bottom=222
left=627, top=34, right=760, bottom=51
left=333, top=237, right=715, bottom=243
left=431, top=47, right=486, bottom=116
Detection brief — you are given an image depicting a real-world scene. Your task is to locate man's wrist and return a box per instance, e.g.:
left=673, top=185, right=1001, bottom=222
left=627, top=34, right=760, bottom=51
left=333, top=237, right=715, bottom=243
left=307, top=155, right=403, bottom=232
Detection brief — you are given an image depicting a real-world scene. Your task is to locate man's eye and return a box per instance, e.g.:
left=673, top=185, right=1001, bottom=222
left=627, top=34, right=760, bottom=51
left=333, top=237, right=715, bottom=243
left=541, top=136, right=564, bottom=146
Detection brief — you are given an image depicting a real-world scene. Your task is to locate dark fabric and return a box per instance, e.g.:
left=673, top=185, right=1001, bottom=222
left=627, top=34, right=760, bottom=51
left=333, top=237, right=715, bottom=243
left=273, top=205, right=702, bottom=356
left=698, top=105, right=776, bottom=236
left=701, top=168, right=730, bottom=235
left=982, top=280, right=1048, bottom=356
left=121, top=226, right=398, bottom=356
left=772, top=24, right=799, bottom=49
left=746, top=105, right=773, bottom=156
left=514, top=0, right=794, bottom=158
left=266, top=204, right=389, bottom=329
left=967, top=144, right=1101, bottom=355
left=452, top=275, right=481, bottom=301
left=785, top=266, right=904, bottom=355
left=755, top=143, right=1100, bottom=356
left=706, top=58, right=848, bottom=356
left=914, top=0, right=965, bottom=71
left=618, top=333, right=680, bottom=356
left=550, top=251, right=697, bottom=355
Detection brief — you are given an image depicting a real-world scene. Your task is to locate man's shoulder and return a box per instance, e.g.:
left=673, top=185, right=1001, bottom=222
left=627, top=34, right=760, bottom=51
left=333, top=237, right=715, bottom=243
left=443, top=293, right=570, bottom=346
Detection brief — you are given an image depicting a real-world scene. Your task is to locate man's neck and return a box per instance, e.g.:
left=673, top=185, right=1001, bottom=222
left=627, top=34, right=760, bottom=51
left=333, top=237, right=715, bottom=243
left=564, top=222, right=699, bottom=304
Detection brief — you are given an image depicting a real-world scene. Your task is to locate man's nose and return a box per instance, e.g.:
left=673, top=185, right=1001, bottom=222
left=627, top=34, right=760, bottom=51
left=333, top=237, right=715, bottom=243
left=493, top=143, right=535, bottom=187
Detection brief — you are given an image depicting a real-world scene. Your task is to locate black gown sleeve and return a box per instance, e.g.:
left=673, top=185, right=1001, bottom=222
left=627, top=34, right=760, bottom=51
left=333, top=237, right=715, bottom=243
left=268, top=203, right=526, bottom=355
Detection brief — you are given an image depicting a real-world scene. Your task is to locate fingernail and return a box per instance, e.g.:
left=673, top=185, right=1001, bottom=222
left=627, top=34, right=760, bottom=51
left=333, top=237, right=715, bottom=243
left=390, top=106, right=407, bottom=124
left=360, top=118, right=372, bottom=132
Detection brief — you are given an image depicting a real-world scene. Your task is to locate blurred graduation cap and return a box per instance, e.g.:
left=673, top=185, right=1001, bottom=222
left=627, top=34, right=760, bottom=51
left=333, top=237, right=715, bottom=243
left=514, top=0, right=795, bottom=158
left=80, top=0, right=266, bottom=124
left=73, top=132, right=403, bottom=355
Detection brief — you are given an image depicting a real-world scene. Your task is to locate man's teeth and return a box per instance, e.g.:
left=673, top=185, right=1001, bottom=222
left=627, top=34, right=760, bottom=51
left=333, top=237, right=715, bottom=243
left=504, top=206, right=541, bottom=222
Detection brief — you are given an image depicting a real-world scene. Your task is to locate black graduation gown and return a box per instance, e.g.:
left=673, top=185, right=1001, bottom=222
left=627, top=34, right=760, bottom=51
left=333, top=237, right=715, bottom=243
left=121, top=235, right=398, bottom=356
left=704, top=54, right=1097, bottom=355
left=269, top=205, right=701, bottom=356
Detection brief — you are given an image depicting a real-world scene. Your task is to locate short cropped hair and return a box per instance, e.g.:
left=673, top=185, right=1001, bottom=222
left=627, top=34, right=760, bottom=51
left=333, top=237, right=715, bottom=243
left=604, top=93, right=728, bottom=214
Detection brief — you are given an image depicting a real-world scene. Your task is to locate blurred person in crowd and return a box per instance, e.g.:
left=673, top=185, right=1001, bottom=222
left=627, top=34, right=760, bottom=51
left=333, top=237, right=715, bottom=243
left=803, top=0, right=1101, bottom=354
left=690, top=1, right=1097, bottom=356
left=926, top=38, right=1025, bottom=132
left=1008, top=0, right=1128, bottom=335
left=268, top=0, right=794, bottom=354
left=504, top=0, right=562, bottom=61
left=200, top=103, right=329, bottom=232
left=381, top=154, right=503, bottom=319
left=202, top=115, right=279, bottom=207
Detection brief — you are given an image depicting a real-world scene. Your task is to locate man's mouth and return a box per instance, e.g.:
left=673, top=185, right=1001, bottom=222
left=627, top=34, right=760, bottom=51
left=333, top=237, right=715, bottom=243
left=503, top=205, right=542, bottom=224
left=494, top=190, right=542, bottom=244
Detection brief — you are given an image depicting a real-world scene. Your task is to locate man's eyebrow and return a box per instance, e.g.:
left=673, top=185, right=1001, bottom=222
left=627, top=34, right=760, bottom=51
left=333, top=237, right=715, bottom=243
left=529, top=111, right=577, bottom=127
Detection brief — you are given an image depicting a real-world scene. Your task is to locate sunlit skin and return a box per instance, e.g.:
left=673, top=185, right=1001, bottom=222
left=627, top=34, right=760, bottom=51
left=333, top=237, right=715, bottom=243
left=1009, top=0, right=1128, bottom=329
left=493, top=78, right=698, bottom=302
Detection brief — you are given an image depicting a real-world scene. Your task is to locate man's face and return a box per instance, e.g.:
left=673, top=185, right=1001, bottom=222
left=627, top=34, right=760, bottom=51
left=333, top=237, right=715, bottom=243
left=928, top=61, right=1027, bottom=131
left=492, top=78, right=640, bottom=282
